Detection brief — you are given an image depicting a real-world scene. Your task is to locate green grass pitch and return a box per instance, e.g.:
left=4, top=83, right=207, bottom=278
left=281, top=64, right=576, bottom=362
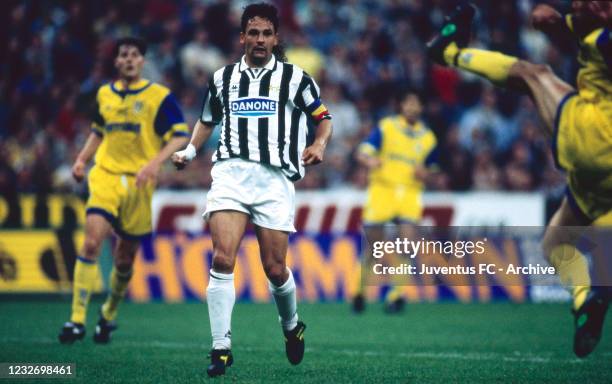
left=1, top=299, right=610, bottom=383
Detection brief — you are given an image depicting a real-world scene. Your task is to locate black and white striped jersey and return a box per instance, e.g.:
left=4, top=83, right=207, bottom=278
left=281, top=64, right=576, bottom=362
left=200, top=55, right=331, bottom=181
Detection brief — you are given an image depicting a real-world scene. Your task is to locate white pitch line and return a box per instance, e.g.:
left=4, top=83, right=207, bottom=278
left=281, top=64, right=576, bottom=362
left=2, top=337, right=606, bottom=364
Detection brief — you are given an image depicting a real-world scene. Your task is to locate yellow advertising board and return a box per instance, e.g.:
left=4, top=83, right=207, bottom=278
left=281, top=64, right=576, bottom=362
left=0, top=231, right=103, bottom=293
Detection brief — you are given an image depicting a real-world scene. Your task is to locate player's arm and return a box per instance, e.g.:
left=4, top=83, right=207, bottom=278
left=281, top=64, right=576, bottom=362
left=137, top=93, right=190, bottom=187
left=73, top=95, right=105, bottom=182
left=72, top=132, right=103, bottom=182
left=531, top=4, right=566, bottom=35
left=415, top=146, right=441, bottom=183
left=137, top=135, right=189, bottom=187
left=172, top=78, right=222, bottom=170
left=302, top=118, right=332, bottom=166
left=291, top=74, right=333, bottom=166
left=356, top=125, right=382, bottom=170
left=171, top=120, right=215, bottom=169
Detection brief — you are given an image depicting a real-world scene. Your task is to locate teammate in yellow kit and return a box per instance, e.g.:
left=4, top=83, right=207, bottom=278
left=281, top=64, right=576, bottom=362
left=428, top=1, right=611, bottom=357
left=353, top=90, right=438, bottom=313
left=58, top=37, right=189, bottom=344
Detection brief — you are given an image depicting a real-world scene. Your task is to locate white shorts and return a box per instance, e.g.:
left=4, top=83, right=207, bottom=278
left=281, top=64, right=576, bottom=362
left=204, top=158, right=296, bottom=232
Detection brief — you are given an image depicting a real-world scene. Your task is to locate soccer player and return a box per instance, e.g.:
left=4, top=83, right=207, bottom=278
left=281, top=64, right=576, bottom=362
left=427, top=1, right=611, bottom=357
left=352, top=90, right=438, bottom=314
left=58, top=37, right=189, bottom=344
left=171, top=3, right=332, bottom=377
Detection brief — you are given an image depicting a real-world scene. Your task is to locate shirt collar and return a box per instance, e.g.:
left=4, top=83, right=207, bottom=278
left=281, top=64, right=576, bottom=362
left=396, top=115, right=423, bottom=132
left=239, top=55, right=277, bottom=73
left=112, top=79, right=150, bottom=91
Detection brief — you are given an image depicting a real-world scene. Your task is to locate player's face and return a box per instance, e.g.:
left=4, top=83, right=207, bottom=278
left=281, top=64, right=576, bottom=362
left=400, top=94, right=423, bottom=123
left=115, top=45, right=144, bottom=81
left=240, top=17, right=278, bottom=66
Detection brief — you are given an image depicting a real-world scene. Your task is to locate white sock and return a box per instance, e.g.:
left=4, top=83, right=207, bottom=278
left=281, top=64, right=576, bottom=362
left=269, top=268, right=298, bottom=331
left=207, top=269, right=235, bottom=350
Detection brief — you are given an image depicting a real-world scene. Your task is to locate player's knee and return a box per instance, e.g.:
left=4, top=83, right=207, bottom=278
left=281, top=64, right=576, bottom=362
left=82, top=237, right=102, bottom=259
left=114, top=262, right=132, bottom=273
left=211, top=251, right=235, bottom=273
left=114, top=252, right=135, bottom=270
left=263, top=262, right=286, bottom=285
left=511, top=61, right=552, bottom=80
left=541, top=230, right=560, bottom=262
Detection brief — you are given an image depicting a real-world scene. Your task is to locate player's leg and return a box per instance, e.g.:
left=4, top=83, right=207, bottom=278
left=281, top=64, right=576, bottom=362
left=383, top=222, right=419, bottom=314
left=256, top=225, right=306, bottom=365
left=354, top=184, right=397, bottom=312
left=206, top=210, right=248, bottom=376
left=428, top=3, right=575, bottom=135
left=543, top=197, right=592, bottom=310
left=59, top=213, right=113, bottom=343
left=93, top=237, right=139, bottom=343
left=384, top=189, right=423, bottom=313
left=353, top=224, right=385, bottom=313
left=543, top=196, right=610, bottom=357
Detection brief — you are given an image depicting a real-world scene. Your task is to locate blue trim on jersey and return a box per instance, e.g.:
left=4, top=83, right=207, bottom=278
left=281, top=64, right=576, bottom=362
left=364, top=125, right=383, bottom=150
left=110, top=81, right=152, bottom=96
left=86, top=207, right=117, bottom=226
left=425, top=146, right=440, bottom=167
left=305, top=98, right=322, bottom=114
left=596, top=28, right=612, bottom=72
left=154, top=93, right=186, bottom=136
left=565, top=186, right=592, bottom=222
left=552, top=91, right=578, bottom=171
left=172, top=131, right=190, bottom=137
left=77, top=256, right=96, bottom=264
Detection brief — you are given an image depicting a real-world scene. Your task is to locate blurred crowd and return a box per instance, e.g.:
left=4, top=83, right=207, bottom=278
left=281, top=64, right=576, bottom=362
left=1, top=0, right=574, bottom=200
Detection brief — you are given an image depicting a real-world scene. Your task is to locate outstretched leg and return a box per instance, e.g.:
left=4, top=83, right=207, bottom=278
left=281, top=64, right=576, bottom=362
left=428, top=3, right=575, bottom=135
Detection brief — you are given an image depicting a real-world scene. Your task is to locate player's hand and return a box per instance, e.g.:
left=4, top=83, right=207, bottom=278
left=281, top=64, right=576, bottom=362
left=136, top=160, right=160, bottom=188
left=171, top=144, right=197, bottom=170
left=530, top=4, right=562, bottom=31
left=414, top=166, right=427, bottom=181
left=302, top=142, right=326, bottom=166
left=71, top=159, right=86, bottom=182
left=364, top=157, right=382, bottom=170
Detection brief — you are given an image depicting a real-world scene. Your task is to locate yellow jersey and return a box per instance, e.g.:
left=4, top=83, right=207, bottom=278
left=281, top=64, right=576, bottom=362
left=567, top=17, right=611, bottom=102
left=92, top=79, right=189, bottom=174
left=359, top=115, right=438, bottom=190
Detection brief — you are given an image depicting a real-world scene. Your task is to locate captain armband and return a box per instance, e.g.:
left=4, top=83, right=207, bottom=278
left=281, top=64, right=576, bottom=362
left=309, top=102, right=332, bottom=123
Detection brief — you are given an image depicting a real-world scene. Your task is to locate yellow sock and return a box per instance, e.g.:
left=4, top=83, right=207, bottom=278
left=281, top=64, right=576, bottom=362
left=549, top=244, right=591, bottom=310
left=70, top=257, right=99, bottom=324
left=443, top=42, right=460, bottom=65
left=101, top=267, right=133, bottom=321
left=445, top=46, right=518, bottom=85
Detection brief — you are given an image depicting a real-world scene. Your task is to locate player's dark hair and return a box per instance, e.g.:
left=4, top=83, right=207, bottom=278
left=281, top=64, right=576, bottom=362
left=395, top=88, right=425, bottom=104
left=241, top=3, right=279, bottom=33
left=241, top=3, right=287, bottom=62
left=113, top=37, right=147, bottom=58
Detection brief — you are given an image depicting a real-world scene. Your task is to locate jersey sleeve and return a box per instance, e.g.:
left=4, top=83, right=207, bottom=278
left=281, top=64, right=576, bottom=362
left=200, top=78, right=223, bottom=126
left=424, top=131, right=440, bottom=169
left=294, top=73, right=331, bottom=124
left=596, top=28, right=612, bottom=72
left=154, top=93, right=190, bottom=141
left=358, top=125, right=383, bottom=156
left=91, top=91, right=105, bottom=137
